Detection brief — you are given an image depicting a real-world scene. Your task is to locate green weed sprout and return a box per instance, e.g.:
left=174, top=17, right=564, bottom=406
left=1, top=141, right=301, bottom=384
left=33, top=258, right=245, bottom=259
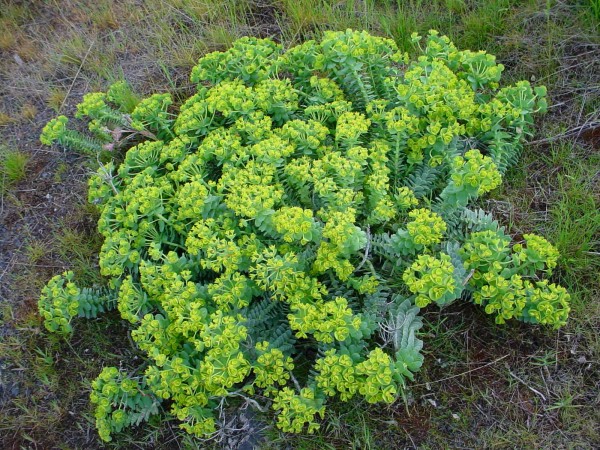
left=38, top=30, right=567, bottom=441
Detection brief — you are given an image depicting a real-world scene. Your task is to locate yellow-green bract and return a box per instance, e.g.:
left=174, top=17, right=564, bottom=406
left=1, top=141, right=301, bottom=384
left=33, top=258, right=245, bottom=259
left=38, top=30, right=566, bottom=442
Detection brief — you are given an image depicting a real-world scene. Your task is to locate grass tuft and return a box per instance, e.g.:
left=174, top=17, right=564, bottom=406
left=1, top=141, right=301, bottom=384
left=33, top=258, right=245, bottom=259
left=0, top=147, right=29, bottom=186
left=0, top=112, right=13, bottom=126
left=47, top=88, right=68, bottom=113
left=587, top=0, right=600, bottom=21
left=20, top=104, right=37, bottom=121
left=547, top=145, right=600, bottom=284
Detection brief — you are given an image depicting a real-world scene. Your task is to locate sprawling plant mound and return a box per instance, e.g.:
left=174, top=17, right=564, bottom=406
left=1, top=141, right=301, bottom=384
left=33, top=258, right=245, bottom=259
left=39, top=30, right=569, bottom=441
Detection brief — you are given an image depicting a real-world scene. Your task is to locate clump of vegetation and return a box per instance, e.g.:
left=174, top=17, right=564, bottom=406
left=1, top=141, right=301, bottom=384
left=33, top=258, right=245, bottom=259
left=38, top=30, right=567, bottom=442
left=1, top=147, right=29, bottom=189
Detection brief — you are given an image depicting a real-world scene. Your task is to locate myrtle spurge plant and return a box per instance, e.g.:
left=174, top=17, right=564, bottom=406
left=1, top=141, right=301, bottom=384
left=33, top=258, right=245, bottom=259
left=38, top=271, right=114, bottom=335
left=39, top=30, right=568, bottom=441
